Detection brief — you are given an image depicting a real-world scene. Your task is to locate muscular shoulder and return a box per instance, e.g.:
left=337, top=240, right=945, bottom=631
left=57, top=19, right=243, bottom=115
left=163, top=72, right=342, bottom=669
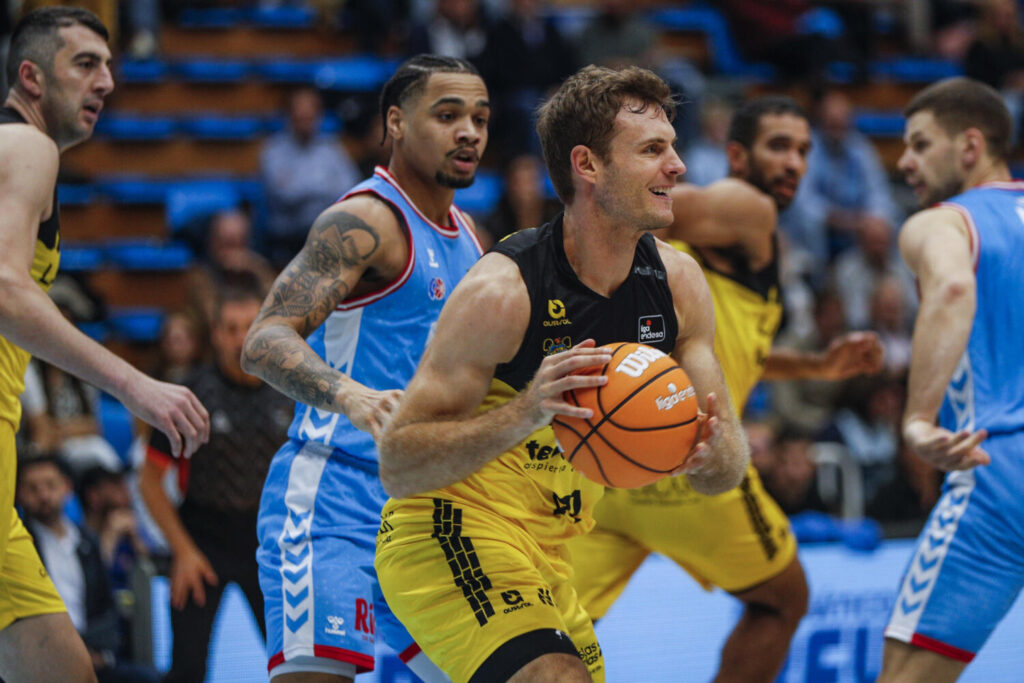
left=898, top=206, right=971, bottom=273
left=0, top=124, right=59, bottom=189
left=314, top=192, right=408, bottom=271
left=439, top=252, right=530, bottom=364
left=657, top=238, right=715, bottom=338
left=656, top=237, right=705, bottom=285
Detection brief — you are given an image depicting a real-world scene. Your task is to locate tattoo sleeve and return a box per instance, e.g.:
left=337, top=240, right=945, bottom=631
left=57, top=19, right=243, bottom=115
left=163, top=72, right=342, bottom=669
left=242, top=209, right=382, bottom=410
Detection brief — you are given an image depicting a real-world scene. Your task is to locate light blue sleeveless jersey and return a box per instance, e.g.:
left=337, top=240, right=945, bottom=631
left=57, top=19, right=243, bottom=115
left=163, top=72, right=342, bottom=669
left=286, top=166, right=483, bottom=466
left=937, top=182, right=1024, bottom=436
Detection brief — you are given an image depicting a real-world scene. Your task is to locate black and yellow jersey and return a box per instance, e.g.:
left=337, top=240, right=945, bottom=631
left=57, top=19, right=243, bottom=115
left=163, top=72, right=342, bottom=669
left=421, top=214, right=679, bottom=545
left=0, top=107, right=61, bottom=429
left=667, top=238, right=781, bottom=413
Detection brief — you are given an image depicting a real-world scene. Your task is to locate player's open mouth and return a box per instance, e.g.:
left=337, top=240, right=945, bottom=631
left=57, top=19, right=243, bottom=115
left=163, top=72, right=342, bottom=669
left=649, top=187, right=671, bottom=200
left=450, top=149, right=478, bottom=172
left=82, top=102, right=103, bottom=117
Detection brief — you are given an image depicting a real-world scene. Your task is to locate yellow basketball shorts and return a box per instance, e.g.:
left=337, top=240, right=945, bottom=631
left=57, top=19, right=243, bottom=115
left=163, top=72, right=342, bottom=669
left=0, top=420, right=66, bottom=630
left=376, top=497, right=604, bottom=683
left=569, top=464, right=797, bottom=620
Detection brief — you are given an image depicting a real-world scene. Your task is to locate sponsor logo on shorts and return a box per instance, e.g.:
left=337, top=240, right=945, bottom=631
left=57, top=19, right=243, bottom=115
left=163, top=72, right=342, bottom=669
left=355, top=598, right=375, bottom=636
left=614, top=344, right=665, bottom=378
left=524, top=438, right=568, bottom=472
left=428, top=277, right=446, bottom=300
left=542, top=336, right=572, bottom=356
left=655, top=382, right=695, bottom=411
left=543, top=299, right=572, bottom=326
left=578, top=642, right=602, bottom=667
left=325, top=615, right=347, bottom=636
left=638, top=314, right=666, bottom=343
left=501, top=589, right=535, bottom=614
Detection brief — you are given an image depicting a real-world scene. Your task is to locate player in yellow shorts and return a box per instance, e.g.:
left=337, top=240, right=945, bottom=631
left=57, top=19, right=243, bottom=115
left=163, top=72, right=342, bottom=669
left=570, top=96, right=884, bottom=682
left=376, top=66, right=751, bottom=682
left=0, top=9, right=208, bottom=680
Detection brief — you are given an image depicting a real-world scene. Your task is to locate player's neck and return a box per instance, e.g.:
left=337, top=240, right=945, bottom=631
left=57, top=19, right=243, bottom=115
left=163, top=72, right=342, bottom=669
left=965, top=158, right=1012, bottom=191
left=562, top=206, right=642, bottom=297
left=3, top=90, right=49, bottom=139
left=386, top=158, right=456, bottom=227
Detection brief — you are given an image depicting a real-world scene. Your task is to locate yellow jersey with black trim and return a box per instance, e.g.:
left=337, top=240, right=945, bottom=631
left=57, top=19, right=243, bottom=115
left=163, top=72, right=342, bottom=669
left=414, top=215, right=680, bottom=545
left=0, top=107, right=61, bottom=430
left=668, top=239, right=781, bottom=413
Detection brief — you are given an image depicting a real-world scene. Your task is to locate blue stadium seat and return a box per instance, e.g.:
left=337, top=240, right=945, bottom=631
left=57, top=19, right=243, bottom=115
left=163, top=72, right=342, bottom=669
left=454, top=171, right=503, bottom=215
left=98, top=393, right=134, bottom=465
left=250, top=5, right=316, bottom=29
left=178, top=7, right=245, bottom=29
left=175, top=59, right=251, bottom=83
left=254, top=59, right=322, bottom=84
left=94, top=114, right=177, bottom=142
left=179, top=115, right=265, bottom=140
left=646, top=4, right=775, bottom=79
left=854, top=111, right=904, bottom=137
left=107, top=307, right=165, bottom=343
left=77, top=321, right=110, bottom=343
left=166, top=179, right=242, bottom=233
left=60, top=245, right=106, bottom=273
left=95, top=178, right=177, bottom=204
left=119, top=59, right=170, bottom=83
left=871, top=58, right=963, bottom=83
left=265, top=111, right=341, bottom=134
left=105, top=240, right=193, bottom=271
left=57, top=184, right=95, bottom=206
left=315, top=56, right=400, bottom=91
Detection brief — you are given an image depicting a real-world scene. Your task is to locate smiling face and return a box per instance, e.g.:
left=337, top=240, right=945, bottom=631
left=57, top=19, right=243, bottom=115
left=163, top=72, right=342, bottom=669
left=392, top=72, right=489, bottom=189
left=731, top=112, right=811, bottom=210
left=39, top=24, right=113, bottom=149
left=898, top=110, right=965, bottom=207
left=592, top=101, right=685, bottom=230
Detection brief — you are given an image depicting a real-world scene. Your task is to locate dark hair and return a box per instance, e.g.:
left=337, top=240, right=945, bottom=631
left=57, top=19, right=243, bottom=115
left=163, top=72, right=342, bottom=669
left=727, top=95, right=807, bottom=149
left=213, top=274, right=267, bottom=323
left=378, top=54, right=479, bottom=145
left=537, top=65, right=677, bottom=204
left=17, top=453, right=71, bottom=485
left=7, top=7, right=108, bottom=92
left=904, top=77, right=1013, bottom=161
left=76, top=464, right=124, bottom=503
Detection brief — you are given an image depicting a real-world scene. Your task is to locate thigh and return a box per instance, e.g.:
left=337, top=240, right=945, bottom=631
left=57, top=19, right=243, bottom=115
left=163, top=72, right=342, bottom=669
left=599, top=466, right=797, bottom=593
left=878, top=637, right=967, bottom=683
left=0, top=513, right=66, bottom=630
left=377, top=497, right=603, bottom=683
left=885, top=445, right=1024, bottom=661
left=566, top=520, right=648, bottom=621
left=259, top=447, right=383, bottom=678
left=0, top=421, right=15, bottom=570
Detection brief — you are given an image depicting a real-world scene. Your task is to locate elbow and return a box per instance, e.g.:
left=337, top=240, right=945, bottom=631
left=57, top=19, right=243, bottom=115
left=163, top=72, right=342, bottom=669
left=938, top=278, right=974, bottom=306
left=239, top=330, right=263, bottom=376
left=378, top=436, right=416, bottom=500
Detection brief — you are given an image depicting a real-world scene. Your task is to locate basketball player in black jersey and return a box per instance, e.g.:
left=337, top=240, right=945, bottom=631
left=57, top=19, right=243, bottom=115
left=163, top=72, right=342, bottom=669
left=374, top=66, right=749, bottom=682
left=0, top=9, right=208, bottom=681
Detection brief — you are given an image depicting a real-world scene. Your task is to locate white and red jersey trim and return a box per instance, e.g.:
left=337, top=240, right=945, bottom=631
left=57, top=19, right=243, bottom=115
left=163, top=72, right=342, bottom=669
left=451, top=205, right=484, bottom=256
left=374, top=165, right=461, bottom=238
left=938, top=202, right=981, bottom=271
left=975, top=179, right=1024, bottom=191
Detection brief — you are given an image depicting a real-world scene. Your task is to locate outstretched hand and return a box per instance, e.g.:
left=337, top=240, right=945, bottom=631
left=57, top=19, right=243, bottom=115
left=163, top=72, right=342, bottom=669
left=820, top=331, right=884, bottom=380
left=347, top=386, right=405, bottom=442
left=903, top=418, right=990, bottom=471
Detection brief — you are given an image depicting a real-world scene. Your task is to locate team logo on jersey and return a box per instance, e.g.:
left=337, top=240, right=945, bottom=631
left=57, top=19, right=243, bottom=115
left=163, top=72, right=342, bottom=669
left=543, top=336, right=572, bottom=356
left=325, top=615, right=347, bottom=636
left=638, top=315, right=666, bottom=343
left=544, top=299, right=572, bottom=326
left=427, top=247, right=440, bottom=268
left=428, top=277, right=446, bottom=300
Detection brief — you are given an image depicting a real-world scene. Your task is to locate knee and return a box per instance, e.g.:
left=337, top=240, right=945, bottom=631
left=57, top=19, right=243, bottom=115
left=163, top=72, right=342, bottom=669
left=743, top=560, right=809, bottom=628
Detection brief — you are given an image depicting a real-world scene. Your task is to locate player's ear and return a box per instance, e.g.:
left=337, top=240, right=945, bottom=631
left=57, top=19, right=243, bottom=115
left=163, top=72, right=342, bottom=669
left=961, top=127, right=985, bottom=167
left=386, top=105, right=405, bottom=143
left=725, top=141, right=748, bottom=177
left=570, top=145, right=598, bottom=189
left=16, top=60, right=44, bottom=98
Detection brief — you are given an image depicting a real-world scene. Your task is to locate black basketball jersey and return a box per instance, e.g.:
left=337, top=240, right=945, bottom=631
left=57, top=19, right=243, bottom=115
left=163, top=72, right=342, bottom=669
left=418, top=214, right=682, bottom=545
left=492, top=213, right=679, bottom=391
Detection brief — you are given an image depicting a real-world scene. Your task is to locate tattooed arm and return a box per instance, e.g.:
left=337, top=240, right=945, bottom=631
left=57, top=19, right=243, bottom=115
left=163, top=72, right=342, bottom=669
left=242, top=195, right=408, bottom=437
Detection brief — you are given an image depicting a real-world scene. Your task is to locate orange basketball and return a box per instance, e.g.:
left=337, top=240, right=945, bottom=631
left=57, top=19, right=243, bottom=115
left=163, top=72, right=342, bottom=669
left=552, top=342, right=700, bottom=489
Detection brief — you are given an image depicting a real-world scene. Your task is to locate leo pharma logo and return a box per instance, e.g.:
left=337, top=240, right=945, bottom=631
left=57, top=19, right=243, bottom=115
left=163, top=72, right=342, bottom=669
left=544, top=299, right=572, bottom=327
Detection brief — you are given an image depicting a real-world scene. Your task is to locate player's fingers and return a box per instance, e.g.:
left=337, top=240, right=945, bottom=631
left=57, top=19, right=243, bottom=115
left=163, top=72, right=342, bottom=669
left=192, top=577, right=206, bottom=607
left=550, top=350, right=612, bottom=376
left=548, top=373, right=607, bottom=396
left=703, top=392, right=718, bottom=418
left=547, top=399, right=593, bottom=420
left=160, top=420, right=184, bottom=460
left=204, top=566, right=220, bottom=586
left=186, top=390, right=210, bottom=441
left=949, top=430, right=988, bottom=458
left=174, top=411, right=201, bottom=460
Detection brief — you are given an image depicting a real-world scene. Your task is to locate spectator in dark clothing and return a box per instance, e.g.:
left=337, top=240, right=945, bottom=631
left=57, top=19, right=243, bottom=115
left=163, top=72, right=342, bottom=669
left=764, top=432, right=830, bottom=515
left=480, top=154, right=556, bottom=249
left=406, top=0, right=489, bottom=63
left=17, top=456, right=160, bottom=683
left=477, top=0, right=578, bottom=156
left=139, top=283, right=292, bottom=683
left=964, top=0, right=1024, bottom=137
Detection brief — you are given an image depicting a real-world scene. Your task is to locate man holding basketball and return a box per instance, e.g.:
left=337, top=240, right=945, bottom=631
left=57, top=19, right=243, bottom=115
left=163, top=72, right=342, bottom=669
left=570, top=95, right=884, bottom=682
left=375, top=65, right=749, bottom=682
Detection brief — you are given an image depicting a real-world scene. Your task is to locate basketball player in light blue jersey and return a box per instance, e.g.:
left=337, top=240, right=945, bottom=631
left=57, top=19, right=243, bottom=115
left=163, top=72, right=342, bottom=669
left=879, top=77, right=1023, bottom=682
left=241, top=55, right=488, bottom=682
